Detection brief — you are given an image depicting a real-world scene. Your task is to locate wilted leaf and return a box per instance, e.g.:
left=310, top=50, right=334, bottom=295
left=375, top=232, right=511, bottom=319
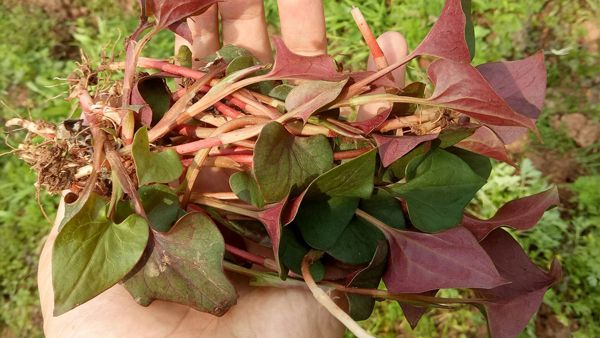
left=475, top=229, right=562, bottom=338
left=373, top=133, right=439, bottom=167
left=462, top=187, right=560, bottom=241
left=386, top=148, right=486, bottom=232
left=411, top=0, right=471, bottom=63
left=269, top=84, right=295, bottom=101
left=122, top=212, right=237, bottom=315
left=132, top=127, right=183, bottom=186
left=427, top=59, right=538, bottom=130
left=226, top=55, right=258, bottom=76
left=253, top=122, right=333, bottom=203
left=456, top=126, right=514, bottom=165
left=53, top=193, right=149, bottom=315
left=285, top=79, right=349, bottom=122
left=381, top=226, right=506, bottom=293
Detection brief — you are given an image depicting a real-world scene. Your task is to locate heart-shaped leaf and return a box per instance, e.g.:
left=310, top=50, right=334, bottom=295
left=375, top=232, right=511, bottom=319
left=427, top=59, right=538, bottom=130
left=462, top=187, right=560, bottom=241
left=132, top=127, right=183, bottom=186
left=386, top=148, right=486, bottom=232
left=122, top=212, right=237, bottom=315
left=53, top=193, right=149, bottom=315
left=253, top=122, right=333, bottom=203
left=284, top=79, right=349, bottom=122
left=326, top=216, right=386, bottom=265
left=359, top=189, right=406, bottom=229
left=380, top=226, right=506, bottom=293
left=475, top=229, right=562, bottom=338
left=373, top=133, right=439, bottom=167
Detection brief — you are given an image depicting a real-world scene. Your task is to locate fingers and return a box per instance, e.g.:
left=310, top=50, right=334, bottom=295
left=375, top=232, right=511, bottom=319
left=174, top=5, right=220, bottom=68
left=367, top=31, right=409, bottom=88
left=277, top=0, right=327, bottom=56
left=219, top=0, right=272, bottom=63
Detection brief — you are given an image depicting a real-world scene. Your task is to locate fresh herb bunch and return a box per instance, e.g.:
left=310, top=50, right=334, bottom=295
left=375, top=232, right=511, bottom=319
left=6, top=0, right=562, bottom=337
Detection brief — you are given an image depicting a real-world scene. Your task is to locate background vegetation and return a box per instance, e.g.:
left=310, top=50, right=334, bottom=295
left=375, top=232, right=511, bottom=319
left=0, top=0, right=598, bottom=337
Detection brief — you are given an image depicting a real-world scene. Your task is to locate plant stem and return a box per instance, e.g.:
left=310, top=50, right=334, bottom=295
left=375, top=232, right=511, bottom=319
left=351, top=7, right=388, bottom=70
left=191, top=195, right=260, bottom=219
left=302, top=251, right=375, bottom=338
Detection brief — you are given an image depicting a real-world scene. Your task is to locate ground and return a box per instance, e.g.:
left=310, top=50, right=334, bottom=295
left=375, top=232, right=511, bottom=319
left=0, top=1, right=598, bottom=337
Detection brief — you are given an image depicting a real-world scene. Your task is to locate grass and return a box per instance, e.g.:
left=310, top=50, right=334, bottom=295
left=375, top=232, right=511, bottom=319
left=1, top=0, right=598, bottom=337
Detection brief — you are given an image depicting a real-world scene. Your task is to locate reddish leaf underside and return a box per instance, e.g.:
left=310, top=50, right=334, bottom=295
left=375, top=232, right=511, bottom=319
left=373, top=133, right=439, bottom=167
left=427, top=59, right=538, bottom=131
left=350, top=106, right=392, bottom=135
left=410, top=0, right=471, bottom=63
left=153, top=0, right=217, bottom=28
left=476, top=52, right=546, bottom=119
left=399, top=290, right=438, bottom=329
left=475, top=229, right=562, bottom=338
left=267, top=37, right=347, bottom=81
left=456, top=126, right=514, bottom=165
left=257, top=200, right=287, bottom=274
left=382, top=226, right=507, bottom=293
left=462, top=187, right=560, bottom=241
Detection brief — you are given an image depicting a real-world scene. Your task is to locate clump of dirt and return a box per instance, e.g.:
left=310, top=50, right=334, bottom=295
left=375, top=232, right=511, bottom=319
left=550, top=113, right=600, bottom=148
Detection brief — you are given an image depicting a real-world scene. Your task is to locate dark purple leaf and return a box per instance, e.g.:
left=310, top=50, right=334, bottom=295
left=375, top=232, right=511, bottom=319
left=267, top=37, right=347, bottom=81
left=475, top=229, right=562, bottom=338
left=382, top=227, right=507, bottom=293
left=400, top=290, right=438, bottom=329
left=169, top=20, right=192, bottom=43
left=462, top=187, right=560, bottom=241
left=373, top=133, right=439, bottom=167
left=477, top=52, right=546, bottom=119
left=427, top=59, right=538, bottom=130
left=456, top=126, right=514, bottom=165
left=411, top=0, right=471, bottom=63
left=487, top=125, right=529, bottom=145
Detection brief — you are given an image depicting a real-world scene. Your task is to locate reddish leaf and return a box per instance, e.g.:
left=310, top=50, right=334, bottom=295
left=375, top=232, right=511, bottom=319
left=169, top=20, right=192, bottom=43
left=410, top=0, right=471, bottom=63
left=477, top=52, right=546, bottom=119
left=350, top=107, right=392, bottom=135
left=487, top=125, right=528, bottom=145
left=284, top=79, right=349, bottom=122
left=349, top=71, right=397, bottom=88
left=373, top=133, right=439, bottom=167
left=427, top=59, right=538, bottom=131
left=267, top=37, right=347, bottom=81
left=153, top=0, right=217, bottom=28
left=462, top=187, right=560, bottom=241
left=456, top=126, right=514, bottom=165
left=257, top=200, right=287, bottom=274
left=400, top=290, right=438, bottom=329
left=382, top=227, right=507, bottom=293
left=475, top=229, right=562, bottom=338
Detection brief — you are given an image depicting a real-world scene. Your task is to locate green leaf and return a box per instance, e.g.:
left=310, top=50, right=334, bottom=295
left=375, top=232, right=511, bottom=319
left=278, top=227, right=325, bottom=282
left=438, top=127, right=476, bottom=148
left=132, top=127, right=183, bottom=186
left=139, top=185, right=184, bottom=232
left=254, top=122, right=333, bottom=203
left=122, top=213, right=237, bottom=315
left=326, top=217, right=385, bottom=265
left=448, top=147, right=492, bottom=181
left=386, top=148, right=486, bottom=232
left=229, top=171, right=265, bottom=208
left=175, top=45, right=192, bottom=68
left=385, top=143, right=428, bottom=181
left=295, top=150, right=377, bottom=250
left=52, top=193, right=149, bottom=315
left=269, top=84, right=295, bottom=101
left=359, top=189, right=406, bottom=229
left=461, top=0, right=476, bottom=60
left=138, top=77, right=171, bottom=124
left=345, top=242, right=388, bottom=320
left=203, top=44, right=254, bottom=64
left=226, top=55, right=257, bottom=76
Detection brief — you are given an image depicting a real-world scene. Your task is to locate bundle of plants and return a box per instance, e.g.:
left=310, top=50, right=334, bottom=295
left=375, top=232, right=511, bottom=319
left=6, top=0, right=562, bottom=337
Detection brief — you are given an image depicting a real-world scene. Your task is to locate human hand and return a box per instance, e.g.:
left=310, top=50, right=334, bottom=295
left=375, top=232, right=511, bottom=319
left=38, top=1, right=408, bottom=337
